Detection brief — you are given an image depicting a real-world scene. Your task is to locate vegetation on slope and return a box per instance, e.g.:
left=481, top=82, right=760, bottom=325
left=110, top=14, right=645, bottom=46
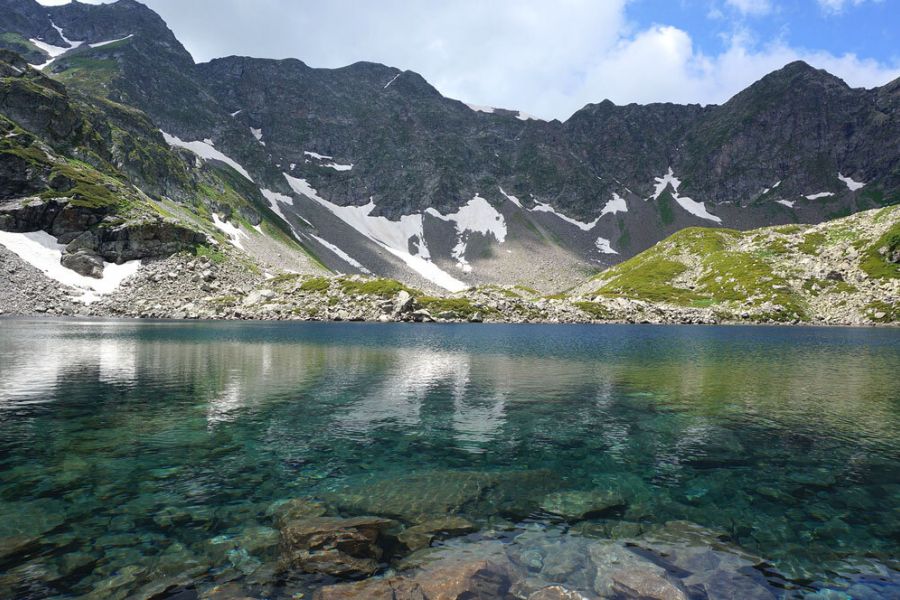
left=586, top=206, right=899, bottom=323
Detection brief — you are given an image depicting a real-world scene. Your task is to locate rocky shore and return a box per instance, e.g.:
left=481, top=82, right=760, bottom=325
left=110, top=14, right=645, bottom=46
left=2, top=205, right=897, bottom=326
left=0, top=247, right=895, bottom=327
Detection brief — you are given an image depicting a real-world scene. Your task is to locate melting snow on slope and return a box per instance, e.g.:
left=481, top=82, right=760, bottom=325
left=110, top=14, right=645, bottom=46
left=260, top=188, right=367, bottom=272
left=261, top=188, right=312, bottom=228
left=0, top=230, right=140, bottom=303
left=250, top=128, right=265, bottom=146
left=89, top=34, right=133, bottom=49
left=499, top=188, right=523, bottom=208
left=426, top=196, right=508, bottom=273
left=650, top=168, right=721, bottom=223
left=309, top=234, right=371, bottom=274
left=837, top=173, right=865, bottom=191
left=600, top=193, right=627, bottom=217
left=466, top=104, right=495, bottom=114
left=777, top=200, right=795, bottom=208
left=284, top=174, right=466, bottom=291
left=595, top=237, right=618, bottom=254
left=383, top=73, right=401, bottom=89
left=323, top=162, right=353, bottom=171
left=212, top=213, right=249, bottom=250
left=29, top=21, right=83, bottom=69
left=161, top=131, right=254, bottom=182
left=531, top=202, right=599, bottom=231
left=805, top=192, right=835, bottom=200
left=516, top=112, right=540, bottom=121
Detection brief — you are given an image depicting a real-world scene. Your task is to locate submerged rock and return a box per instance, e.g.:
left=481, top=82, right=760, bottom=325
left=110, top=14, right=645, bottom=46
left=279, top=516, right=396, bottom=578
left=315, top=556, right=513, bottom=600
left=398, top=516, right=478, bottom=551
left=540, top=490, right=626, bottom=521
left=528, top=586, right=593, bottom=600
left=267, top=497, right=328, bottom=527
left=609, top=568, right=689, bottom=600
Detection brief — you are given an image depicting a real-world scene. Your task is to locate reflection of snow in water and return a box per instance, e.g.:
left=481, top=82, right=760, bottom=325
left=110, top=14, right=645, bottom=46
left=207, top=376, right=244, bottom=427
left=98, top=337, right=137, bottom=384
left=593, top=381, right=631, bottom=462
left=452, top=391, right=506, bottom=451
left=0, top=324, right=139, bottom=405
left=337, top=350, right=472, bottom=435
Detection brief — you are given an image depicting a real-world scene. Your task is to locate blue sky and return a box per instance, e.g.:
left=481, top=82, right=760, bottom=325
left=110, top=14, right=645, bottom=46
left=629, top=0, right=897, bottom=66
left=36, top=0, right=899, bottom=120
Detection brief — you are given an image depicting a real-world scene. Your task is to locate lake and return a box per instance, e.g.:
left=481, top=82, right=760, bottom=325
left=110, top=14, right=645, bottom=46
left=0, top=319, right=898, bottom=599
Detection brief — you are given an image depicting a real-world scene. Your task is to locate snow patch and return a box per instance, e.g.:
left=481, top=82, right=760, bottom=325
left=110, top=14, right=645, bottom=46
left=650, top=168, right=721, bottom=223
left=600, top=193, right=627, bottom=217
left=211, top=213, right=248, bottom=250
left=29, top=20, right=83, bottom=69
left=595, top=237, right=618, bottom=254
left=383, top=73, right=401, bottom=89
left=250, top=128, right=265, bottom=146
left=284, top=174, right=466, bottom=291
left=776, top=200, right=795, bottom=208
left=323, top=162, right=353, bottom=172
left=89, top=34, right=133, bottom=49
left=230, top=110, right=242, bottom=117
left=531, top=202, right=598, bottom=231
left=304, top=150, right=333, bottom=160
left=29, top=38, right=69, bottom=58
left=310, top=234, right=371, bottom=274
left=161, top=131, right=254, bottom=182
left=427, top=196, right=508, bottom=273
left=499, top=187, right=522, bottom=208
left=837, top=173, right=865, bottom=191
left=516, top=112, right=540, bottom=121
left=805, top=192, right=835, bottom=200
left=261, top=188, right=312, bottom=228
left=466, top=104, right=495, bottom=114
left=0, top=230, right=140, bottom=303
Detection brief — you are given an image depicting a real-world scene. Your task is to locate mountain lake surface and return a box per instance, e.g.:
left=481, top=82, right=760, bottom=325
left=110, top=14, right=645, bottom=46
left=0, top=318, right=898, bottom=599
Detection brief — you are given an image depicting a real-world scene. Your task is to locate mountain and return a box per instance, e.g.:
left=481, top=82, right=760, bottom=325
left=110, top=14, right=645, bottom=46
left=0, top=0, right=898, bottom=296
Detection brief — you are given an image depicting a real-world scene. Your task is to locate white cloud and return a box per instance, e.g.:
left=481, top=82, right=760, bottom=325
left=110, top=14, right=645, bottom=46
left=816, top=0, right=877, bottom=13
left=725, top=0, right=773, bottom=16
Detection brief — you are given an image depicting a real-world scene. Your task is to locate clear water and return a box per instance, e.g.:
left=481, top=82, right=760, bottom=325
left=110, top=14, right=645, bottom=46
left=0, top=319, right=898, bottom=599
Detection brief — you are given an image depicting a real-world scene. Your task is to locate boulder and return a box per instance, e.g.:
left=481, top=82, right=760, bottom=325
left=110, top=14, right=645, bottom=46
left=60, top=250, right=104, bottom=278
left=279, top=516, right=396, bottom=578
left=393, top=290, right=415, bottom=315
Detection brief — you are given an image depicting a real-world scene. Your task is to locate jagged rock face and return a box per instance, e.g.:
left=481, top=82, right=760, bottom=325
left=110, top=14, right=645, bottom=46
left=0, top=0, right=898, bottom=290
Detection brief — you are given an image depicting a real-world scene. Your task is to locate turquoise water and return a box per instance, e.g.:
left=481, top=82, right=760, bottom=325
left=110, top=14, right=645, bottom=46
left=0, top=319, right=898, bottom=598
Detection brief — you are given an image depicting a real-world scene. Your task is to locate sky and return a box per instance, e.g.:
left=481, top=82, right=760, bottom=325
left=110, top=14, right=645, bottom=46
left=36, top=0, right=899, bottom=121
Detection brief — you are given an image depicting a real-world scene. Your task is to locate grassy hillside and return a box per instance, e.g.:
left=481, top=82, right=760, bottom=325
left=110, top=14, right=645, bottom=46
left=575, top=205, right=899, bottom=324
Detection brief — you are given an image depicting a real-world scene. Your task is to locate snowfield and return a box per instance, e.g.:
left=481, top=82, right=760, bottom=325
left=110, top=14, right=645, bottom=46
left=284, top=174, right=466, bottom=291
left=650, top=168, right=721, bottom=223
left=161, top=132, right=254, bottom=182
left=0, top=230, right=140, bottom=303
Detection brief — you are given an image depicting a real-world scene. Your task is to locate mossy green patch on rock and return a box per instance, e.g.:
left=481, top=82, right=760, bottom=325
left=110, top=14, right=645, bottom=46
left=574, top=301, right=611, bottom=320
left=594, top=255, right=699, bottom=304
left=339, top=278, right=419, bottom=298
left=299, top=277, right=331, bottom=292
left=859, top=220, right=900, bottom=280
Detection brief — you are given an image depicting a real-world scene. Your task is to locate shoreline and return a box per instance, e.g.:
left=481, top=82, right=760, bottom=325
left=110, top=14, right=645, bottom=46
left=2, top=312, right=897, bottom=329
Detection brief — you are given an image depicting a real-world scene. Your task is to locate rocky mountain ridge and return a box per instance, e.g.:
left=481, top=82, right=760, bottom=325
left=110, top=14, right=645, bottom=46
left=0, top=0, right=897, bottom=301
